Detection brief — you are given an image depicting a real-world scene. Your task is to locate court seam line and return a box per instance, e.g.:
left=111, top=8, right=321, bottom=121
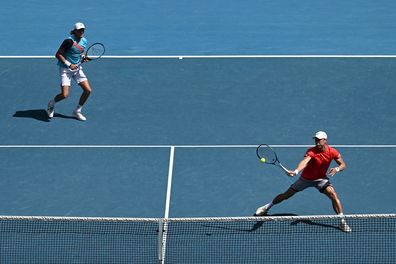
left=0, top=145, right=396, bottom=148
left=2, top=55, right=396, bottom=59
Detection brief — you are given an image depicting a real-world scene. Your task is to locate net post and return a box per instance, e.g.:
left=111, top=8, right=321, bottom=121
left=161, top=220, right=169, bottom=264
left=158, top=219, right=164, bottom=263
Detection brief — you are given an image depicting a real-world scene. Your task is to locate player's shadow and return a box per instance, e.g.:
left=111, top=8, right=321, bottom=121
left=290, top=218, right=341, bottom=231
left=199, top=213, right=299, bottom=234
left=250, top=213, right=340, bottom=232
left=200, top=213, right=342, bottom=235
left=13, top=109, right=76, bottom=122
left=249, top=213, right=299, bottom=231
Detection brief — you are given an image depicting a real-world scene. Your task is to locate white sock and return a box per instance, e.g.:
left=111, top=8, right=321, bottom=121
left=338, top=213, right=347, bottom=223
left=76, top=105, right=83, bottom=112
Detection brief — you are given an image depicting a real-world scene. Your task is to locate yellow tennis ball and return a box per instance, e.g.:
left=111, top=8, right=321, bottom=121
left=260, top=158, right=266, bottom=163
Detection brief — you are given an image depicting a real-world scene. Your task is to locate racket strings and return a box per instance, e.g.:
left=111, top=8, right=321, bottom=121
left=86, top=44, right=105, bottom=59
left=258, top=147, right=277, bottom=164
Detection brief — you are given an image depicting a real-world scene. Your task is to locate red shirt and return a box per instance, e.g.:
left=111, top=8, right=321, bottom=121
left=301, top=146, right=341, bottom=180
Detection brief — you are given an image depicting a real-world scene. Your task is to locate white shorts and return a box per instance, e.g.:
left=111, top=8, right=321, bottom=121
left=59, top=66, right=88, bottom=86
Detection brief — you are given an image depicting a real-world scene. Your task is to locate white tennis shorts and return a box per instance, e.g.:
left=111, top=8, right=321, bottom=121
left=59, top=66, right=88, bottom=86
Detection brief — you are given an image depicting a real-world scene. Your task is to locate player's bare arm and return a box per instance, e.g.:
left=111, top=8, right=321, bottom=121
left=288, top=155, right=311, bottom=177
left=329, top=157, right=346, bottom=176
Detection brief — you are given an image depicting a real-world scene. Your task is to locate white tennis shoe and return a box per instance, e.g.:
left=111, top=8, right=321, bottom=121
left=73, top=110, right=87, bottom=121
left=255, top=203, right=271, bottom=216
left=47, top=101, right=55, bottom=118
left=339, top=219, right=352, bottom=232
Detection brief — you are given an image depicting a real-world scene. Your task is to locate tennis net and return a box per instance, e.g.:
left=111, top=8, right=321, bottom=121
left=0, top=214, right=394, bottom=263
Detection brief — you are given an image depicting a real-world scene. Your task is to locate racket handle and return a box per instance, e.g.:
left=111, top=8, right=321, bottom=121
left=69, top=63, right=82, bottom=72
left=279, top=163, right=290, bottom=174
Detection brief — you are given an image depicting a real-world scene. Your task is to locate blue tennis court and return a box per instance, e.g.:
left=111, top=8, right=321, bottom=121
left=1, top=57, right=395, bottom=263
left=1, top=57, right=395, bottom=217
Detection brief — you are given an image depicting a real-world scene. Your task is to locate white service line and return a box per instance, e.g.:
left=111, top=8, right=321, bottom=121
left=0, top=144, right=395, bottom=148
left=2, top=55, right=396, bottom=59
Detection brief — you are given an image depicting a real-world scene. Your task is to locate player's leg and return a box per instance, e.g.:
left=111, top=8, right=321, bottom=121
left=323, top=185, right=351, bottom=232
left=255, top=187, right=297, bottom=216
left=47, top=85, right=70, bottom=118
left=77, top=80, right=91, bottom=106
left=73, top=70, right=91, bottom=121
left=48, top=67, right=72, bottom=118
left=322, top=185, right=342, bottom=214
left=272, top=187, right=297, bottom=205
left=56, top=85, right=70, bottom=101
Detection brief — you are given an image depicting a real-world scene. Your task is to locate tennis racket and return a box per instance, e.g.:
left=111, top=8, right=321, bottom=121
left=70, top=43, right=105, bottom=71
left=84, top=42, right=105, bottom=61
left=256, top=144, right=290, bottom=175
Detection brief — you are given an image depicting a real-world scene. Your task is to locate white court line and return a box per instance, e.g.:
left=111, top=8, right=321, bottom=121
left=0, top=145, right=395, bottom=148
left=164, top=146, right=175, bottom=219
left=0, top=56, right=54, bottom=59
left=103, top=55, right=396, bottom=59
left=160, top=146, right=175, bottom=264
left=2, top=55, right=396, bottom=59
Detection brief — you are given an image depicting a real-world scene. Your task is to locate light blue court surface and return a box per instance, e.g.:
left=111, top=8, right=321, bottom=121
left=2, top=1, right=396, bottom=55
left=0, top=57, right=395, bottom=218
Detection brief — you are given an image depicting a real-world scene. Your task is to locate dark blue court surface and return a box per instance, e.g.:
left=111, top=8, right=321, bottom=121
left=170, top=147, right=396, bottom=217
left=2, top=58, right=396, bottom=145
left=0, top=147, right=169, bottom=217
left=0, top=58, right=395, bottom=218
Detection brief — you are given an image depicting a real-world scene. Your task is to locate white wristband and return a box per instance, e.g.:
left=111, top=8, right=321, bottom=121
left=64, top=60, right=71, bottom=67
left=335, top=167, right=340, bottom=172
left=294, top=169, right=299, bottom=175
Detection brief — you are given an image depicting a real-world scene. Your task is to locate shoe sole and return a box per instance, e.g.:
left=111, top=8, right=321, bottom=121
left=73, top=113, right=86, bottom=121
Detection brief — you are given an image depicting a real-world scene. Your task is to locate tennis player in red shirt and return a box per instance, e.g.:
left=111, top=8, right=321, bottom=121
left=255, top=131, right=351, bottom=232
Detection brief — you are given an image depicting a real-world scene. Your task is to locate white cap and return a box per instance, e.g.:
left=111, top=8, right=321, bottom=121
left=313, top=131, right=328, bottom=139
left=73, top=22, right=85, bottom=30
